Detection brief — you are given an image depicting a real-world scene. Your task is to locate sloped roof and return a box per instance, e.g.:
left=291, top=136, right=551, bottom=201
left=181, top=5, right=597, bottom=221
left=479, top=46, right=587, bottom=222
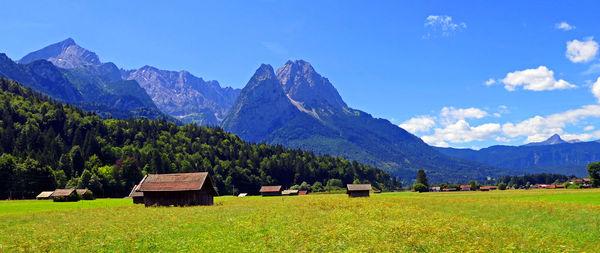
left=36, top=191, right=54, bottom=198
left=282, top=189, right=299, bottom=195
left=76, top=189, right=88, bottom=195
left=51, top=189, right=76, bottom=197
left=346, top=184, right=372, bottom=191
left=128, top=185, right=143, bottom=198
left=259, top=185, right=282, bottom=192
left=460, top=185, right=471, bottom=188
left=137, top=172, right=217, bottom=196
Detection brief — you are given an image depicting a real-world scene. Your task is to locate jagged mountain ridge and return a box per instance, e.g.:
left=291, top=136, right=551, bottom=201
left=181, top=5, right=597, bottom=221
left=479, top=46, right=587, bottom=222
left=223, top=60, right=506, bottom=183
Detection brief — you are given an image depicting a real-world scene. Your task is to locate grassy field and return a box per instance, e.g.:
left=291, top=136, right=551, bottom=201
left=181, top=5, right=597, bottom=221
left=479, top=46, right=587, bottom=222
left=1, top=189, right=599, bottom=252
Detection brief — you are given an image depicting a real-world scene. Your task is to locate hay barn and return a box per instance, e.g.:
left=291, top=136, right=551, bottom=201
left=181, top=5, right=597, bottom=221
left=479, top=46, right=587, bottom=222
left=346, top=184, right=372, bottom=198
left=259, top=186, right=282, bottom=196
left=128, top=184, right=144, bottom=204
left=137, top=172, right=218, bottom=207
left=36, top=191, right=54, bottom=200
left=51, top=189, right=79, bottom=202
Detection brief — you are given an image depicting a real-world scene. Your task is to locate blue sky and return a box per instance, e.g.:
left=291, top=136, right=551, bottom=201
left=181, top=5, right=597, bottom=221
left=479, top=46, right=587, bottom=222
left=1, top=0, right=600, bottom=148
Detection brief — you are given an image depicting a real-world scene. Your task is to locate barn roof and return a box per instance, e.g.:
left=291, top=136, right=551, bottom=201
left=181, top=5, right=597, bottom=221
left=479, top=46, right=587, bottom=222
left=52, top=189, right=76, bottom=197
left=282, top=189, right=299, bottom=195
left=460, top=185, right=471, bottom=188
left=137, top=172, right=218, bottom=196
left=76, top=189, right=87, bottom=195
left=36, top=191, right=54, bottom=198
left=259, top=185, right=282, bottom=193
left=346, top=184, right=372, bottom=191
left=128, top=185, right=143, bottom=198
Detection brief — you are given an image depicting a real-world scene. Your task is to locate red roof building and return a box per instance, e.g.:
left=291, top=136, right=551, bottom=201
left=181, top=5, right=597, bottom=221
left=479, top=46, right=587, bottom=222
left=259, top=185, right=282, bottom=197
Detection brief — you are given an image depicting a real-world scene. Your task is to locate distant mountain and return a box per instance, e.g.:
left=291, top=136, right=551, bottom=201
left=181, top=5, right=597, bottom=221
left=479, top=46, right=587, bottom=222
left=0, top=39, right=169, bottom=120
left=122, top=66, right=240, bottom=125
left=223, top=60, right=506, bottom=183
left=436, top=135, right=600, bottom=177
left=522, top=134, right=581, bottom=146
left=19, top=38, right=101, bottom=68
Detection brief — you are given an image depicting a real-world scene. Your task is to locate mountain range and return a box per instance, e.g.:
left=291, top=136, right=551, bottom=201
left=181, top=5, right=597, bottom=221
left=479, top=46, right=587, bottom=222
left=436, top=134, right=600, bottom=177
left=1, top=38, right=598, bottom=182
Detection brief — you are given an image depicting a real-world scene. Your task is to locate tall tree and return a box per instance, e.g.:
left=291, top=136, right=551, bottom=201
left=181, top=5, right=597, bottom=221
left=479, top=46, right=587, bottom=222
left=416, top=169, right=429, bottom=187
left=587, top=162, right=600, bottom=187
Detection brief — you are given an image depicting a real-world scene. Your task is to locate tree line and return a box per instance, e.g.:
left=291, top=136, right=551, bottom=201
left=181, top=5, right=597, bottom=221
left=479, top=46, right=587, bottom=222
left=0, top=78, right=400, bottom=199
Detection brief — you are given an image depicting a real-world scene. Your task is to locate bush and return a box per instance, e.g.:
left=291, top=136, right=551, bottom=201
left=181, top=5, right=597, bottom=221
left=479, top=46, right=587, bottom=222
left=312, top=182, right=324, bottom=192
left=81, top=190, right=94, bottom=200
left=413, top=183, right=428, bottom=193
left=498, top=182, right=507, bottom=190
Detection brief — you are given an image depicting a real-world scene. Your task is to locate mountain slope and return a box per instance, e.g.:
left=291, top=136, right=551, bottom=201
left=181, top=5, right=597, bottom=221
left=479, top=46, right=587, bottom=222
left=19, top=38, right=101, bottom=68
left=436, top=134, right=600, bottom=177
left=122, top=65, right=240, bottom=125
left=223, top=61, right=506, bottom=183
left=522, top=134, right=580, bottom=146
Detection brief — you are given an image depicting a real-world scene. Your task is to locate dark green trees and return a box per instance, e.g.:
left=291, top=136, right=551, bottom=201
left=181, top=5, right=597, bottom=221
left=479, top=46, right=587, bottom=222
left=587, top=162, right=600, bottom=187
left=416, top=169, right=429, bottom=187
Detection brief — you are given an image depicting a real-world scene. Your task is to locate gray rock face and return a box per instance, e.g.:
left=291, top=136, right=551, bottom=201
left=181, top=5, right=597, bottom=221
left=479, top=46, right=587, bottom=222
left=276, top=60, right=347, bottom=116
left=222, top=64, right=300, bottom=142
left=123, top=66, right=240, bottom=125
left=19, top=38, right=101, bottom=68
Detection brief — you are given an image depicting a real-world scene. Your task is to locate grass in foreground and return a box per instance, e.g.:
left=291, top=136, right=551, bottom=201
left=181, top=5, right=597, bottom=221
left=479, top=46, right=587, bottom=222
left=1, top=189, right=599, bottom=252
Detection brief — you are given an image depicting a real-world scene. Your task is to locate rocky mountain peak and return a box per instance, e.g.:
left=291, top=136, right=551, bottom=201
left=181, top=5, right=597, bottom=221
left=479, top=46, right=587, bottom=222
left=18, top=38, right=101, bottom=69
left=523, top=134, right=579, bottom=146
left=276, top=60, right=347, bottom=113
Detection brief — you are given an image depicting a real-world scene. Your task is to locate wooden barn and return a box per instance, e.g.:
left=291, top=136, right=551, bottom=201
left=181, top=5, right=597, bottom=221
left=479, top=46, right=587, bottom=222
left=51, top=189, right=79, bottom=202
left=282, top=189, right=299, bottom=195
left=346, top=184, right=372, bottom=198
left=137, top=172, right=218, bottom=207
left=127, top=184, right=144, bottom=204
left=259, top=186, right=282, bottom=196
left=36, top=191, right=54, bottom=200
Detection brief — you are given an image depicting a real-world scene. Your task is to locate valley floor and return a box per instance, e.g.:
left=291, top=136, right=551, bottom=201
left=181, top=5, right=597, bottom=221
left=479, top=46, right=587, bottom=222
left=1, top=189, right=599, bottom=252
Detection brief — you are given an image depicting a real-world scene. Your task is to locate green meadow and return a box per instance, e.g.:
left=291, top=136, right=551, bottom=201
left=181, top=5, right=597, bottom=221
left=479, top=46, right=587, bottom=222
left=1, top=189, right=599, bottom=252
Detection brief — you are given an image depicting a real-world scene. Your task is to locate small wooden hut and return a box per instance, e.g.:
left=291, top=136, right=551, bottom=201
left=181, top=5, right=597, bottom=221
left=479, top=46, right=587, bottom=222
left=259, top=185, right=282, bottom=196
left=127, top=184, right=144, bottom=204
left=137, top=172, right=218, bottom=207
left=51, top=189, right=79, bottom=202
left=346, top=184, right=372, bottom=198
left=282, top=189, right=299, bottom=196
left=36, top=191, right=54, bottom=200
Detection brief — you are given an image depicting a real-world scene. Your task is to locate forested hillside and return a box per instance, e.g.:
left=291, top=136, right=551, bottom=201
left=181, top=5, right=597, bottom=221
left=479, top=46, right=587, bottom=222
left=0, top=78, right=397, bottom=199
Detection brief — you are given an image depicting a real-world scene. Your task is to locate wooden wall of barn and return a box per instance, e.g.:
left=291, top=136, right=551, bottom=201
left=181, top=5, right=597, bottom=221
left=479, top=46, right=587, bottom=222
left=143, top=189, right=214, bottom=207
left=348, top=190, right=370, bottom=198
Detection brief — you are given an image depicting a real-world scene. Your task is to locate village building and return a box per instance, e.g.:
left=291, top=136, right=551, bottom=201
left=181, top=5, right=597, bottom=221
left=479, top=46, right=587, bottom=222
left=298, top=190, right=308, bottom=195
left=137, top=172, right=218, bottom=207
left=429, top=186, right=441, bottom=192
left=51, top=189, right=79, bottom=202
left=442, top=188, right=457, bottom=192
left=36, top=191, right=54, bottom=200
left=480, top=186, right=497, bottom=191
left=127, top=184, right=144, bottom=204
left=346, top=184, right=372, bottom=198
left=259, top=185, right=282, bottom=196
left=282, top=189, right=299, bottom=195
left=460, top=185, right=471, bottom=191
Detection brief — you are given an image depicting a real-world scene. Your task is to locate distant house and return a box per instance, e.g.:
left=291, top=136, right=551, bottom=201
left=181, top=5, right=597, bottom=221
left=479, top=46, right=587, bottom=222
left=298, top=190, right=308, bottom=195
left=137, top=172, right=218, bottom=207
left=259, top=186, right=282, bottom=197
left=443, top=188, right=457, bottom=192
left=460, top=185, right=471, bottom=191
left=127, top=184, right=144, bottom=204
left=556, top=184, right=565, bottom=188
left=282, top=189, right=299, bottom=195
left=570, top=178, right=591, bottom=187
left=346, top=184, right=372, bottom=198
left=547, top=185, right=556, bottom=189
left=429, top=186, right=441, bottom=192
left=238, top=193, right=248, bottom=197
left=480, top=186, right=497, bottom=191
left=36, top=191, right=54, bottom=200
left=76, top=189, right=87, bottom=196
left=51, top=189, right=79, bottom=202
left=373, top=190, right=382, bottom=194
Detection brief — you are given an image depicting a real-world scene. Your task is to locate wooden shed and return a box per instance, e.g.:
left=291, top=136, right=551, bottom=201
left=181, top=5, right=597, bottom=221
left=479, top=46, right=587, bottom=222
left=36, top=191, right=54, bottom=200
left=259, top=186, right=282, bottom=196
left=346, top=184, right=372, bottom=198
left=51, top=189, right=79, bottom=202
left=127, top=184, right=144, bottom=204
left=282, top=189, right=299, bottom=195
left=137, top=172, right=218, bottom=207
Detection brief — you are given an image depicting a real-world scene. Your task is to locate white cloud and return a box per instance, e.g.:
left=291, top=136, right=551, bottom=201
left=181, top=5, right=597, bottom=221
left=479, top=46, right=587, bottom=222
left=555, top=22, right=575, bottom=31
left=399, top=116, right=436, bottom=134
left=502, top=105, right=600, bottom=143
left=422, top=120, right=501, bottom=145
left=495, top=137, right=512, bottom=143
left=566, top=38, right=599, bottom=63
left=439, top=107, right=488, bottom=125
left=501, top=66, right=576, bottom=91
left=592, top=77, right=600, bottom=103
left=585, top=125, right=595, bottom=131
left=583, top=63, right=600, bottom=75
left=424, top=15, right=466, bottom=37
left=485, top=78, right=496, bottom=86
